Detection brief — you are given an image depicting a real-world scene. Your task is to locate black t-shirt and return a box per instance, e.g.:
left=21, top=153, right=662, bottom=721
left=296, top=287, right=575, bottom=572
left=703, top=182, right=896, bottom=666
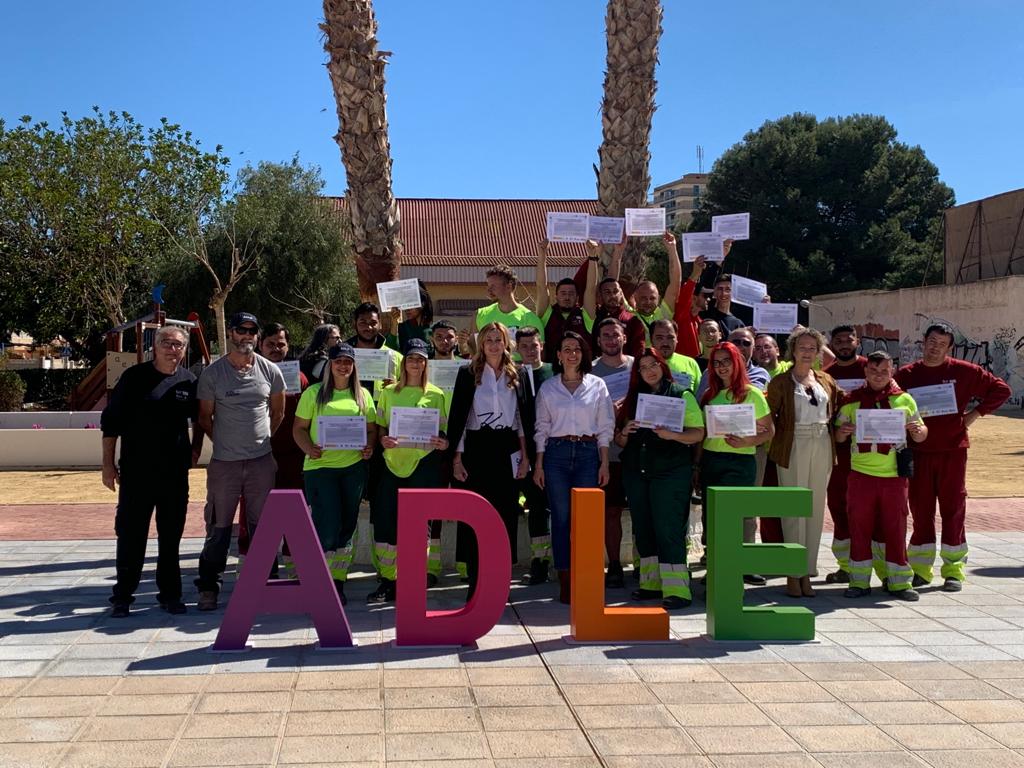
left=701, top=306, right=746, bottom=336
left=101, top=362, right=197, bottom=471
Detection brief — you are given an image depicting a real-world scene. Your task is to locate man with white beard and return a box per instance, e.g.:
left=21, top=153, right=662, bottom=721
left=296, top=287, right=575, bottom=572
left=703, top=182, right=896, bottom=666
left=194, top=312, right=286, bottom=611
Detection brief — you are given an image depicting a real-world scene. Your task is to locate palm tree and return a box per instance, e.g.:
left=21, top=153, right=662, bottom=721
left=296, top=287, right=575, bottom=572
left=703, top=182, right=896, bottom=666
left=595, top=0, right=662, bottom=282
left=321, top=0, right=401, bottom=298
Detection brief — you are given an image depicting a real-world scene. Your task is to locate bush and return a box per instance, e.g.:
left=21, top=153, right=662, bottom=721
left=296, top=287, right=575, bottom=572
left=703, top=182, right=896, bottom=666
left=0, top=369, right=27, bottom=411
left=14, top=369, right=90, bottom=408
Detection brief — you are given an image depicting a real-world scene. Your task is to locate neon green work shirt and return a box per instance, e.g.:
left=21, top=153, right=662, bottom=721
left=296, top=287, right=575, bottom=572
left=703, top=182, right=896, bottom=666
left=666, top=353, right=701, bottom=394
left=634, top=300, right=672, bottom=344
left=295, top=385, right=376, bottom=471
left=702, top=386, right=770, bottom=456
left=837, top=393, right=921, bottom=478
left=476, top=303, right=545, bottom=341
left=764, top=360, right=794, bottom=379
left=376, top=382, right=449, bottom=478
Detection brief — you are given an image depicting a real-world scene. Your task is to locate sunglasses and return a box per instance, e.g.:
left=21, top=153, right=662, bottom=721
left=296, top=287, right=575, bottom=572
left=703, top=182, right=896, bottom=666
left=732, top=339, right=753, bottom=347
left=235, top=327, right=258, bottom=336
left=805, top=386, right=819, bottom=407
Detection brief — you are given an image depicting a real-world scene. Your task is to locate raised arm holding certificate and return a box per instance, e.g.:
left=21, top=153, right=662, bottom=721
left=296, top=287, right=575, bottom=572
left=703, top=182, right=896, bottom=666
left=854, top=409, right=907, bottom=444
left=907, top=383, right=958, bottom=418
left=388, top=406, right=440, bottom=445
left=352, top=348, right=392, bottom=381
left=587, top=216, right=625, bottom=244
left=753, top=303, right=798, bottom=334
left=277, top=360, right=302, bottom=392
left=731, top=275, right=768, bottom=307
left=624, top=207, right=666, bottom=237
left=635, top=393, right=686, bottom=431
left=376, top=278, right=423, bottom=312
left=711, top=212, right=751, bottom=241
left=546, top=211, right=591, bottom=243
left=317, top=416, right=368, bottom=450
left=681, top=232, right=726, bottom=262
left=705, top=404, right=757, bottom=438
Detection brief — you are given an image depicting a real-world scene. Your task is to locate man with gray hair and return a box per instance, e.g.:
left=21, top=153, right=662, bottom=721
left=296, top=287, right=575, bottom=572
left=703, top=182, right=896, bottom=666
left=101, top=324, right=204, bottom=617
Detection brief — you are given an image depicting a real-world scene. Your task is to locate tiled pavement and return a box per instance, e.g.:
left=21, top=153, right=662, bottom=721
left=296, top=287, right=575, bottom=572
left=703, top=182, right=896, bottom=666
left=4, top=534, right=1024, bottom=766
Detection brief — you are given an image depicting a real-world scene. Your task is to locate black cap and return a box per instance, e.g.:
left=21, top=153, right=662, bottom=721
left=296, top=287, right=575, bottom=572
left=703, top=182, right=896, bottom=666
left=228, top=311, right=260, bottom=331
left=329, top=343, right=356, bottom=360
left=431, top=320, right=456, bottom=332
left=404, top=338, right=430, bottom=358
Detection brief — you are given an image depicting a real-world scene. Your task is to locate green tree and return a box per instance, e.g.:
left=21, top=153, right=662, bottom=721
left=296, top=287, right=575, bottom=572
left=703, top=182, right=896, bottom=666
left=690, top=113, right=954, bottom=301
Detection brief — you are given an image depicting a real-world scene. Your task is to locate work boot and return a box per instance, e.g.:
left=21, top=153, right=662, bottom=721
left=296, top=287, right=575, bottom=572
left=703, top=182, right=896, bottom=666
left=197, top=591, right=218, bottom=611
left=743, top=574, right=767, bottom=586
left=426, top=573, right=439, bottom=588
left=844, top=586, right=871, bottom=598
left=366, top=579, right=396, bottom=604
left=942, top=578, right=963, bottom=592
left=557, top=570, right=571, bottom=605
left=662, top=595, right=691, bottom=610
left=160, top=601, right=187, bottom=615
left=825, top=570, right=850, bottom=584
left=912, top=574, right=930, bottom=588
left=605, top=561, right=624, bottom=589
left=895, top=588, right=920, bottom=602
left=110, top=601, right=130, bottom=619
left=631, top=588, right=663, bottom=601
left=524, top=557, right=549, bottom=585
left=333, top=579, right=347, bottom=606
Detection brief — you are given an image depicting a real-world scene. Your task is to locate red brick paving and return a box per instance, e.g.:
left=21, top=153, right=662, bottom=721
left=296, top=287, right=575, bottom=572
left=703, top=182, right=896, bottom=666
left=0, top=497, right=1022, bottom=540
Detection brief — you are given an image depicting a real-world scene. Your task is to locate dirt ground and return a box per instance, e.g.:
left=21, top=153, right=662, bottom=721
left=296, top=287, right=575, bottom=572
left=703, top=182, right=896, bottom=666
left=1, top=413, right=1021, bottom=505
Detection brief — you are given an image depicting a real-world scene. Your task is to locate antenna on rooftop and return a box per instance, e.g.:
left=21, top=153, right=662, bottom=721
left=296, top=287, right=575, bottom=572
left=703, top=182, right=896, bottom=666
left=697, top=145, right=704, bottom=174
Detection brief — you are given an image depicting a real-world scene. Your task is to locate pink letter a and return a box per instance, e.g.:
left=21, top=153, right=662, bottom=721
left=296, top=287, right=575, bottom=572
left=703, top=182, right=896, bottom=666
left=213, top=489, right=354, bottom=651
left=395, top=489, right=510, bottom=647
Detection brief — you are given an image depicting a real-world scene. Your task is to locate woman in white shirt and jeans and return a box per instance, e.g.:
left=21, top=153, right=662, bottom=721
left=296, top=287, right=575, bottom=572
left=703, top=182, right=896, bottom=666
left=534, top=331, right=615, bottom=603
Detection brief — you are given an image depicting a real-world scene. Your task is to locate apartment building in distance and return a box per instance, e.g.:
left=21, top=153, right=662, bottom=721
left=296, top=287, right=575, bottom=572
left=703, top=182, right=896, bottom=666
left=652, top=172, right=708, bottom=229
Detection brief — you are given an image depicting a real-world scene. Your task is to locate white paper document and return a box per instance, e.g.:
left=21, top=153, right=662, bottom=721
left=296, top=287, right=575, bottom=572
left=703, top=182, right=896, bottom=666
left=388, top=406, right=440, bottom=444
left=600, top=370, right=631, bottom=402
left=430, top=359, right=470, bottom=392
left=317, top=415, right=368, bottom=450
left=855, top=408, right=907, bottom=444
left=730, top=275, right=768, bottom=307
left=546, top=211, right=591, bottom=243
left=510, top=451, right=524, bottom=478
left=376, top=278, right=423, bottom=312
left=624, top=207, right=666, bottom=237
left=705, top=404, right=757, bottom=438
left=587, top=216, right=625, bottom=244
left=635, top=393, right=687, bottom=431
left=711, top=212, right=751, bottom=241
left=353, top=348, right=393, bottom=381
left=681, top=232, right=726, bottom=262
left=753, top=303, right=798, bottom=334
left=835, top=378, right=865, bottom=393
left=908, top=383, right=959, bottom=418
left=277, top=360, right=302, bottom=393
left=672, top=372, right=693, bottom=391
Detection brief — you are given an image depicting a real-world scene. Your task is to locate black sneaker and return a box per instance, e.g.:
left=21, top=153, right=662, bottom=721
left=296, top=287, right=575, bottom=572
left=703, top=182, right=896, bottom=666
left=333, top=580, right=348, bottom=606
left=912, top=574, right=930, bottom=588
left=605, top=561, right=625, bottom=589
left=160, top=601, right=187, bottom=615
left=523, top=558, right=549, bottom=585
left=662, top=595, right=691, bottom=610
left=426, top=573, right=439, bottom=588
left=825, top=570, right=850, bottom=584
left=942, top=578, right=963, bottom=592
left=366, top=579, right=395, bottom=604
left=844, top=586, right=871, bottom=598
left=895, top=588, right=920, bottom=602
left=630, top=588, right=663, bottom=601
left=110, top=602, right=130, bottom=618
left=743, top=574, right=767, bottom=586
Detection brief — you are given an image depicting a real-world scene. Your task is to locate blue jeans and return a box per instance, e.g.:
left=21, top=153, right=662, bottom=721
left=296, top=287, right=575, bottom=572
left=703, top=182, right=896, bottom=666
left=543, top=438, right=600, bottom=571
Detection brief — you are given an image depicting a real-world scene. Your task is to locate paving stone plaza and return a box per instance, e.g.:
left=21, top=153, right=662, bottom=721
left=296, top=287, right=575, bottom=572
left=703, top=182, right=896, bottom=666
left=5, top=520, right=1024, bottom=767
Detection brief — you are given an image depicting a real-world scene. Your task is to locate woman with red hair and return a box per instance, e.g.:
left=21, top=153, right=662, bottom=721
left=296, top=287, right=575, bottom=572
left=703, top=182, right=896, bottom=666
left=700, top=342, right=775, bottom=573
left=614, top=348, right=705, bottom=608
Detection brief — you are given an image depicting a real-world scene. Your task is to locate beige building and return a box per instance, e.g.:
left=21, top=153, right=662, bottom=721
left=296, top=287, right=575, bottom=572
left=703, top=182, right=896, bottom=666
left=652, top=173, right=709, bottom=229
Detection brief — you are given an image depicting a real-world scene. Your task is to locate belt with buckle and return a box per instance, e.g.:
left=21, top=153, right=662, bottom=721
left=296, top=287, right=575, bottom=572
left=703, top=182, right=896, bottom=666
left=552, top=434, right=597, bottom=443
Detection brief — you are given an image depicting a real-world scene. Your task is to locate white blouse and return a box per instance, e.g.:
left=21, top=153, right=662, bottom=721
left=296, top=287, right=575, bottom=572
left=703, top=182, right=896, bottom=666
left=534, top=373, right=615, bottom=451
left=792, top=375, right=830, bottom=425
left=458, top=365, right=523, bottom=452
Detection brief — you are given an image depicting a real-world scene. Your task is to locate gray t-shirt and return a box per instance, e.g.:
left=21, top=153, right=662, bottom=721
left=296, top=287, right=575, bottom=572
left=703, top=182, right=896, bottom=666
left=592, top=355, right=633, bottom=462
left=198, top=355, right=286, bottom=461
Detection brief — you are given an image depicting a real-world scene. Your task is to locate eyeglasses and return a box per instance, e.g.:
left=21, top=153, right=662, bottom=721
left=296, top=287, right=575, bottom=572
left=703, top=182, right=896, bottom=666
left=712, top=359, right=732, bottom=368
left=235, top=327, right=258, bottom=336
left=158, top=340, right=185, bottom=351
left=638, top=364, right=661, bottom=373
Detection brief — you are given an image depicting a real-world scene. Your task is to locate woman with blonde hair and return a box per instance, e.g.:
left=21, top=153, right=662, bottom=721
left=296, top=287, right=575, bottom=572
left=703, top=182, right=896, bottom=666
left=766, top=326, right=841, bottom=597
left=447, top=322, right=530, bottom=595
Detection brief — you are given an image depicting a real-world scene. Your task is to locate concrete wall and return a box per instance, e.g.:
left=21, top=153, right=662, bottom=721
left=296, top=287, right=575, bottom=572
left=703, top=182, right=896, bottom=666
left=0, top=411, right=102, bottom=429
left=811, top=275, right=1024, bottom=410
left=0, top=426, right=214, bottom=469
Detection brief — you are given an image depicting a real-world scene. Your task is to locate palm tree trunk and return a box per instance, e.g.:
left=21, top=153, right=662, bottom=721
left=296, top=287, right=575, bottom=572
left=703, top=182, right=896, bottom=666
left=596, top=0, right=662, bottom=282
left=321, top=0, right=402, bottom=298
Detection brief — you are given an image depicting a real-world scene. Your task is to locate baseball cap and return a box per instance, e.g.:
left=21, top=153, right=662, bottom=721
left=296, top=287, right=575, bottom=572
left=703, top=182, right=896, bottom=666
left=228, top=312, right=260, bottom=330
left=431, top=320, right=456, bottom=332
left=404, top=338, right=430, bottom=358
left=329, top=343, right=356, bottom=361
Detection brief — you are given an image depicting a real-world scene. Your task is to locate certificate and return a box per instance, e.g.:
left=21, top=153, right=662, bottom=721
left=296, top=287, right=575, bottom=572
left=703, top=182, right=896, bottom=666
left=908, top=383, right=958, bottom=418
left=316, top=416, right=367, bottom=450
left=510, top=450, right=524, bottom=478
left=353, top=348, right=393, bottom=381
left=672, top=371, right=693, bottom=391
left=388, top=406, right=440, bottom=444
left=705, top=404, right=757, bottom=438
left=731, top=275, right=767, bottom=307
left=376, top=278, right=422, bottom=312
left=546, top=211, right=590, bottom=243
left=600, top=370, right=631, bottom=401
left=587, top=216, right=625, bottom=244
left=624, top=207, right=666, bottom=237
left=753, top=303, right=798, bottom=334
left=681, top=232, right=726, bottom=262
left=855, top=408, right=907, bottom=444
left=430, top=359, right=470, bottom=392
left=835, top=378, right=865, bottom=393
left=277, top=360, right=302, bottom=393
left=635, top=393, right=686, bottom=431
left=711, top=212, right=751, bottom=241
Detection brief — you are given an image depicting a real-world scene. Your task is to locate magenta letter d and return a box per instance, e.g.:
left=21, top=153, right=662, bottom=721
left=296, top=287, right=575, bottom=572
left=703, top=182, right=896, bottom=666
left=395, top=489, right=510, bottom=647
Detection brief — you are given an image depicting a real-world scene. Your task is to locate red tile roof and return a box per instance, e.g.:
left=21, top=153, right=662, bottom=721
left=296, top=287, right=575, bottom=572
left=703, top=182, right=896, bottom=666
left=326, top=197, right=598, bottom=267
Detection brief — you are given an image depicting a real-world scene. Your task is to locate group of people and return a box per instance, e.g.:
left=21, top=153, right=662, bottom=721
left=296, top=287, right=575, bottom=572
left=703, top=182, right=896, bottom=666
left=100, top=231, right=1012, bottom=618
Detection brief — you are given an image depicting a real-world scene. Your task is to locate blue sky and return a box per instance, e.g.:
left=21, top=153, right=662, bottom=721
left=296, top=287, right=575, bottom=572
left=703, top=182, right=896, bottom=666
left=1, top=0, right=1021, bottom=204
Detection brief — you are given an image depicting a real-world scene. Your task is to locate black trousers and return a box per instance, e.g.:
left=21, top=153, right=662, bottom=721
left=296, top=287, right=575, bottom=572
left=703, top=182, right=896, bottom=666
left=112, top=464, right=188, bottom=605
left=457, top=428, right=521, bottom=591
